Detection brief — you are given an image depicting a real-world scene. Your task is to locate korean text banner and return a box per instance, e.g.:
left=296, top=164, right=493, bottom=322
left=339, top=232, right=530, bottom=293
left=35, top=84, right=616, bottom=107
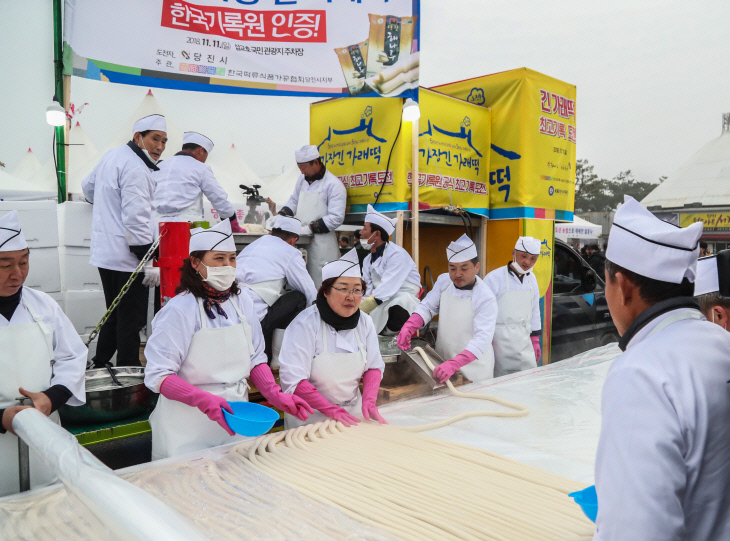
left=434, top=68, right=576, bottom=221
left=413, top=89, right=490, bottom=216
left=311, top=98, right=409, bottom=212
left=63, top=0, right=420, bottom=97
left=680, top=212, right=730, bottom=231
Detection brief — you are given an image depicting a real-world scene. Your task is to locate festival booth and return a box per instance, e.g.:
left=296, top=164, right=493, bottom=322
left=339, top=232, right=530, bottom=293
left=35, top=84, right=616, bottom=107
left=555, top=215, right=603, bottom=242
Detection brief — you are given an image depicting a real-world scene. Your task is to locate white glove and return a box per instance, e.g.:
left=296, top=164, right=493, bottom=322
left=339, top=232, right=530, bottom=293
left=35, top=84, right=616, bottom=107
left=142, top=260, right=160, bottom=288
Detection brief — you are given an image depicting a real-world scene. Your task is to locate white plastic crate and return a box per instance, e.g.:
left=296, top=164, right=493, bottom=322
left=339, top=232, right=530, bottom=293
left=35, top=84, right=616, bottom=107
left=57, top=201, right=93, bottom=247
left=25, top=247, right=62, bottom=293
left=61, top=246, right=101, bottom=291
left=64, top=290, right=107, bottom=335
left=0, top=201, right=59, bottom=248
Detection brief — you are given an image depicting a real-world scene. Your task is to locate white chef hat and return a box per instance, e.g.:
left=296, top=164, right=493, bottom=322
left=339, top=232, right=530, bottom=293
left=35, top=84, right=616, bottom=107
left=0, top=211, right=28, bottom=252
left=365, top=204, right=396, bottom=235
left=183, top=131, right=214, bottom=153
left=606, top=196, right=702, bottom=284
left=322, top=248, right=362, bottom=281
left=133, top=114, right=167, bottom=135
left=515, top=237, right=541, bottom=255
left=295, top=145, right=320, bottom=163
left=695, top=256, right=719, bottom=296
left=189, top=219, right=237, bottom=254
left=273, top=215, right=302, bottom=235
left=446, top=234, right=477, bottom=263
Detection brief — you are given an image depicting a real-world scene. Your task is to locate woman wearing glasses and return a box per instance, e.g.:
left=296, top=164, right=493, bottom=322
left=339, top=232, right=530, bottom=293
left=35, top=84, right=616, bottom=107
left=278, top=249, right=387, bottom=429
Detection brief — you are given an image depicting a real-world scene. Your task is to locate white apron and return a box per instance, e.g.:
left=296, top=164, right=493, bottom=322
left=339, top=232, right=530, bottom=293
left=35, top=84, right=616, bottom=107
left=244, top=278, right=287, bottom=308
left=368, top=270, right=421, bottom=335
left=149, top=297, right=254, bottom=460
left=284, top=320, right=367, bottom=430
left=0, top=299, right=61, bottom=497
left=295, top=186, right=339, bottom=288
left=435, top=288, right=495, bottom=383
left=492, top=267, right=537, bottom=378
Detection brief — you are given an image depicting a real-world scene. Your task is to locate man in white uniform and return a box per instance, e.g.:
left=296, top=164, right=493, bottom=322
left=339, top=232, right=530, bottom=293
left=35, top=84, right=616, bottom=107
left=277, top=145, right=346, bottom=287
left=236, top=215, right=317, bottom=360
left=397, top=234, right=498, bottom=383
left=594, top=196, right=730, bottom=541
left=82, top=114, right=167, bottom=368
left=0, top=211, right=87, bottom=497
left=358, top=205, right=421, bottom=334
left=484, top=237, right=542, bottom=377
left=153, top=131, right=245, bottom=232
left=694, top=250, right=730, bottom=331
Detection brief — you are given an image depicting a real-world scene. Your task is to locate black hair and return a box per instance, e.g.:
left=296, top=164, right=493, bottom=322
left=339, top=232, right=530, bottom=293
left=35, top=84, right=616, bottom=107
left=137, top=130, right=151, bottom=138
left=271, top=228, right=299, bottom=242
left=176, top=250, right=241, bottom=297
left=354, top=229, right=361, bottom=240
left=340, top=237, right=350, bottom=246
left=370, top=223, right=390, bottom=243
left=182, top=143, right=203, bottom=152
left=605, top=259, right=694, bottom=304
left=697, top=292, right=730, bottom=316
left=700, top=241, right=708, bottom=250
left=471, top=256, right=479, bottom=265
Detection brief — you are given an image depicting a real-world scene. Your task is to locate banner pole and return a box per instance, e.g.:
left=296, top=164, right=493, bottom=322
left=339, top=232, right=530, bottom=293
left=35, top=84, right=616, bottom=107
left=53, top=0, right=67, bottom=203
left=411, top=119, right=419, bottom=272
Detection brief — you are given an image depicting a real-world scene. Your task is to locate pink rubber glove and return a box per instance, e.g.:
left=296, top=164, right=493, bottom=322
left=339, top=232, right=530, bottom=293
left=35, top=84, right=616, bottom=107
left=531, top=335, right=542, bottom=364
left=433, top=350, right=477, bottom=384
left=249, top=364, right=313, bottom=421
left=159, top=375, right=234, bottom=435
left=361, top=369, right=387, bottom=424
left=396, top=313, right=424, bottom=350
left=294, top=380, right=360, bottom=427
left=230, top=216, right=246, bottom=233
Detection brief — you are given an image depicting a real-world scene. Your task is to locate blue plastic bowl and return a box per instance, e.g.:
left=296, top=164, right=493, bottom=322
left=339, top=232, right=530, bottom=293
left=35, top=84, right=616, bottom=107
left=569, top=485, right=598, bottom=523
left=222, top=401, right=279, bottom=437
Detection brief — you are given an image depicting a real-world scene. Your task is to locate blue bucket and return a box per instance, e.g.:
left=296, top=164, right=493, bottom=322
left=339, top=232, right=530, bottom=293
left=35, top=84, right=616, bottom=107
left=222, top=401, right=279, bottom=437
left=569, top=485, right=598, bottom=523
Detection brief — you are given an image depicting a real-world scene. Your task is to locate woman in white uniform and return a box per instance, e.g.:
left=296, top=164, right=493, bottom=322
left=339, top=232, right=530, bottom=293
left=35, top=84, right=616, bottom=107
left=277, top=145, right=346, bottom=287
left=144, top=220, right=311, bottom=460
left=397, top=234, right=498, bottom=383
left=0, top=211, right=87, bottom=497
left=359, top=205, right=421, bottom=335
left=278, top=249, right=387, bottom=429
left=484, top=237, right=542, bottom=376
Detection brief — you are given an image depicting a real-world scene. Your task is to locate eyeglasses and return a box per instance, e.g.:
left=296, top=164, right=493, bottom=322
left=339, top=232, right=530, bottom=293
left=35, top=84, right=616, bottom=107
left=331, top=286, right=364, bottom=297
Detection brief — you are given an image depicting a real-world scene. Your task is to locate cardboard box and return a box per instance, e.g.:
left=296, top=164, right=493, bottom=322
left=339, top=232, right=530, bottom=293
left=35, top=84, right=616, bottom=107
left=0, top=201, right=59, bottom=248
left=61, top=246, right=101, bottom=291
left=64, top=290, right=107, bottom=335
left=25, top=247, right=62, bottom=293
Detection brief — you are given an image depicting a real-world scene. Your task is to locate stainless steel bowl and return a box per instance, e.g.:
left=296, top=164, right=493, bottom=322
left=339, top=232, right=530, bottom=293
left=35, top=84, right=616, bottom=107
left=59, top=367, right=158, bottom=426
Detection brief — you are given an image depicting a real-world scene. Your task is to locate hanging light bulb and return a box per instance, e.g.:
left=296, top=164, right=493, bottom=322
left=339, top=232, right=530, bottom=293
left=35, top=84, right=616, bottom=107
left=46, top=98, right=65, bottom=127
left=402, top=98, right=420, bottom=122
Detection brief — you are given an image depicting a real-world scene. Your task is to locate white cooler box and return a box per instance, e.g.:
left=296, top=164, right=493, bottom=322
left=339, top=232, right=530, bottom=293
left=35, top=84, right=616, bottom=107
left=25, top=247, right=62, bottom=294
left=57, top=201, right=93, bottom=247
left=48, top=291, right=64, bottom=311
left=64, top=290, right=106, bottom=335
left=0, top=201, right=59, bottom=248
left=61, top=246, right=101, bottom=290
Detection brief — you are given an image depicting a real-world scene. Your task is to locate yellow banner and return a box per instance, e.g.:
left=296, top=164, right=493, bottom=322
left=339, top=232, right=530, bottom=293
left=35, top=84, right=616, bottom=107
left=414, top=89, right=490, bottom=214
left=310, top=97, right=410, bottom=211
left=434, top=68, right=576, bottom=221
left=680, top=213, right=730, bottom=231
left=523, top=218, right=555, bottom=364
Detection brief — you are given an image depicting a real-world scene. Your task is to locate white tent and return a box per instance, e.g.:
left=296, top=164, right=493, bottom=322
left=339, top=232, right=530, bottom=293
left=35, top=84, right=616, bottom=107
left=12, top=148, right=42, bottom=180
left=0, top=169, right=56, bottom=201
left=207, top=144, right=262, bottom=204
left=642, top=124, right=730, bottom=209
left=10, top=148, right=57, bottom=195
left=67, top=122, right=101, bottom=195
left=258, top=165, right=300, bottom=209
left=555, top=215, right=603, bottom=240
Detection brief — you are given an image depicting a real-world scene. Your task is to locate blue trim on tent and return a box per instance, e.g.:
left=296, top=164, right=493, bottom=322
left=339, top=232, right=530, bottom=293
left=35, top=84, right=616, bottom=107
left=351, top=203, right=409, bottom=213
left=489, top=208, right=574, bottom=221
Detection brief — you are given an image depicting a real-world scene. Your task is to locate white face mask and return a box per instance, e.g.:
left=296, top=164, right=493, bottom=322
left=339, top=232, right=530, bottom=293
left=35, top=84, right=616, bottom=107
left=200, top=264, right=236, bottom=291
left=511, top=259, right=534, bottom=275
left=140, top=138, right=159, bottom=165
left=360, top=234, right=376, bottom=251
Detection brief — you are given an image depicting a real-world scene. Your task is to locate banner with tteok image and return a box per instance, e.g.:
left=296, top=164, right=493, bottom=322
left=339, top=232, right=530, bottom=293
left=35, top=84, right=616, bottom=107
left=64, top=0, right=420, bottom=97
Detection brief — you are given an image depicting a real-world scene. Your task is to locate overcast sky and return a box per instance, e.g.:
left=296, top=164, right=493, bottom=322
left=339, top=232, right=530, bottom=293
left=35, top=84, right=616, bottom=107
left=2, top=0, right=729, bottom=185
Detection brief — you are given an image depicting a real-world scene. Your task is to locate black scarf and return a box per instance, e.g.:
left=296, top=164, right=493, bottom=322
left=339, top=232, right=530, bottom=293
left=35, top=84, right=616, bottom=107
left=126, top=140, right=160, bottom=171
left=0, top=288, right=22, bottom=321
left=455, top=280, right=477, bottom=291
left=316, top=292, right=360, bottom=331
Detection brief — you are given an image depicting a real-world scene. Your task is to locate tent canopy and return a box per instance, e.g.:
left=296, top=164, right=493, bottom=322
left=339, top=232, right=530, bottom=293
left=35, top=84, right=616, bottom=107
left=0, top=169, right=56, bottom=201
left=555, top=215, right=602, bottom=240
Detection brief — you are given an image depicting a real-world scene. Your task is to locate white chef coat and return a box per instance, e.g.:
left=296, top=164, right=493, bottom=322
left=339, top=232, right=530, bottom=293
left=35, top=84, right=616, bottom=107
left=415, top=273, right=498, bottom=360
left=236, top=234, right=317, bottom=321
left=278, top=306, right=385, bottom=394
left=362, top=242, right=421, bottom=302
left=484, top=263, right=542, bottom=334
left=82, top=144, right=156, bottom=272
left=144, top=291, right=267, bottom=393
left=0, top=287, right=86, bottom=405
left=594, top=304, right=730, bottom=541
left=153, top=153, right=235, bottom=220
left=282, top=170, right=346, bottom=232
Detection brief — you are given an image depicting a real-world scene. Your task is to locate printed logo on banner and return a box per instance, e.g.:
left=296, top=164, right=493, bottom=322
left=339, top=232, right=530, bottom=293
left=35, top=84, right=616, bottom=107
left=467, top=88, right=485, bottom=106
